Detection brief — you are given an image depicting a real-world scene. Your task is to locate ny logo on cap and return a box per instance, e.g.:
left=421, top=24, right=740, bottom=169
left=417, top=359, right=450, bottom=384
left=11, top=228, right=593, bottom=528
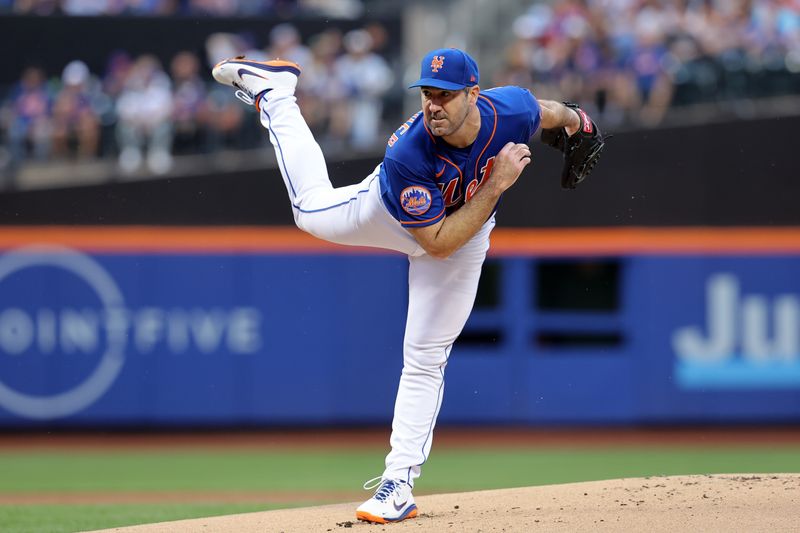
left=430, top=55, right=445, bottom=73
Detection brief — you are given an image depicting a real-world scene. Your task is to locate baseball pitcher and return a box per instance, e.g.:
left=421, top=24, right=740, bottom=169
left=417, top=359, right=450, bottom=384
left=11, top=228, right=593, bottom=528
left=212, top=47, right=606, bottom=524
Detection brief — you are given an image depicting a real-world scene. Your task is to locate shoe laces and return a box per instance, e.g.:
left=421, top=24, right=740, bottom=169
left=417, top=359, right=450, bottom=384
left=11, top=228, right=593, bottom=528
left=234, top=90, right=254, bottom=106
left=234, top=88, right=270, bottom=108
left=362, top=476, right=383, bottom=490
left=362, top=476, right=403, bottom=502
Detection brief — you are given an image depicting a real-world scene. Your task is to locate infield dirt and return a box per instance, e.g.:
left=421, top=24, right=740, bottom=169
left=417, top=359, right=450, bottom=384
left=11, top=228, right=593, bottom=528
left=87, top=473, right=800, bottom=532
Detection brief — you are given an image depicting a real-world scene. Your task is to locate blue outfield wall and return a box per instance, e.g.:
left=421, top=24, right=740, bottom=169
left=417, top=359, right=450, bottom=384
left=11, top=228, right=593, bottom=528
left=0, top=243, right=799, bottom=426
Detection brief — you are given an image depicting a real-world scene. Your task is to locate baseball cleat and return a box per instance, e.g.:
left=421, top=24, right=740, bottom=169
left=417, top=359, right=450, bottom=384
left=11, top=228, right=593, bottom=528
left=211, top=57, right=301, bottom=111
left=355, top=477, right=418, bottom=524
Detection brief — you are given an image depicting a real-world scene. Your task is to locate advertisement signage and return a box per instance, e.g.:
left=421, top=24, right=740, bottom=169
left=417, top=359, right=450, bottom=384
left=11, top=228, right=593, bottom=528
left=1, top=231, right=798, bottom=425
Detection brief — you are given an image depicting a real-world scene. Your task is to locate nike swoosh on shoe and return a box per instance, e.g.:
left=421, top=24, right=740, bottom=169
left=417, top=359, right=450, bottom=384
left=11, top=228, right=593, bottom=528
left=238, top=69, right=269, bottom=81
left=393, top=500, right=408, bottom=511
left=230, top=61, right=302, bottom=76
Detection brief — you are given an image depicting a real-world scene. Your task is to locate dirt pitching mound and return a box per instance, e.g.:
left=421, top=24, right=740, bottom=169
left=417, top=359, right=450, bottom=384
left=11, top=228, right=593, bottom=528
left=89, top=474, right=800, bottom=533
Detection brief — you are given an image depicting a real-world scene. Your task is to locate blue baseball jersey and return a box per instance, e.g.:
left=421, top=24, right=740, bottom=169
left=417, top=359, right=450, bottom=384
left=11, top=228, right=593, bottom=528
left=379, top=86, right=541, bottom=228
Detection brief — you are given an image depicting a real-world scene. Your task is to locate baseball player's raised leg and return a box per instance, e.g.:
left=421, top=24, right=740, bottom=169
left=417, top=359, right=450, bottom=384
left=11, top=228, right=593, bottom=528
left=257, top=92, right=420, bottom=251
left=212, top=57, right=420, bottom=255
left=385, top=217, right=495, bottom=483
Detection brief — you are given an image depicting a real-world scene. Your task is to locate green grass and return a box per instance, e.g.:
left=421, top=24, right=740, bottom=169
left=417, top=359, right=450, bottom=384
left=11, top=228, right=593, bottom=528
left=1, top=445, right=799, bottom=532
left=0, top=450, right=387, bottom=492
left=0, top=504, right=270, bottom=533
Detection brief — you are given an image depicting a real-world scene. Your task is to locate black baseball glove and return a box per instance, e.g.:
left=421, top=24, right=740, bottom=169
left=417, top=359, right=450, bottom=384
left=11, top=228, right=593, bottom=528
left=541, top=103, right=606, bottom=189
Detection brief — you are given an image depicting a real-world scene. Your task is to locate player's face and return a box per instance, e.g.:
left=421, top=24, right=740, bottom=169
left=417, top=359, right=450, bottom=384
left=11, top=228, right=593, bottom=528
left=420, top=87, right=472, bottom=137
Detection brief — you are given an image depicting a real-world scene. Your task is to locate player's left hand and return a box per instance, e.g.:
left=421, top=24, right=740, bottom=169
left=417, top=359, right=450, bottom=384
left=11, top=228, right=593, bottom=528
left=541, top=103, right=607, bottom=189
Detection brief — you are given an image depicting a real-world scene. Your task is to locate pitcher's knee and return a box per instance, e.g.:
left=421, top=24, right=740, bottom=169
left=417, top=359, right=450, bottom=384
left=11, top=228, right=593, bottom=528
left=294, top=212, right=332, bottom=241
left=294, top=215, right=317, bottom=238
left=402, top=346, right=449, bottom=373
left=293, top=212, right=310, bottom=233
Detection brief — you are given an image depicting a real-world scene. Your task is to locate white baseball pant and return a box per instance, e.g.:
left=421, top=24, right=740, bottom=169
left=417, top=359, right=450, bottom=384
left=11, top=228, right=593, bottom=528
left=259, top=91, right=494, bottom=486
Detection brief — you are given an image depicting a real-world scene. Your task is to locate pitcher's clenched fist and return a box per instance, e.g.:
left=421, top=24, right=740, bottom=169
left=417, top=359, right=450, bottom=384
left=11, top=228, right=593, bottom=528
left=485, top=142, right=532, bottom=193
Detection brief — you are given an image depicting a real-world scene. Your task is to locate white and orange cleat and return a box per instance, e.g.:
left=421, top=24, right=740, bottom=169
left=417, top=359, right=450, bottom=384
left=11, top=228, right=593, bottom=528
left=211, top=57, right=301, bottom=111
left=356, top=477, right=418, bottom=524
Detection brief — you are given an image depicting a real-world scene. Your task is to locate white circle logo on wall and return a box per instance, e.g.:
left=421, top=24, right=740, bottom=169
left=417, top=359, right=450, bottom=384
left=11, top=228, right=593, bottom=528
left=0, top=245, right=126, bottom=420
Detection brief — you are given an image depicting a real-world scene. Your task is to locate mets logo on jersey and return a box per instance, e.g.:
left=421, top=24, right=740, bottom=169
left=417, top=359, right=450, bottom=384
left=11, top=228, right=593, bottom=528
left=400, top=186, right=432, bottom=216
left=430, top=55, right=445, bottom=72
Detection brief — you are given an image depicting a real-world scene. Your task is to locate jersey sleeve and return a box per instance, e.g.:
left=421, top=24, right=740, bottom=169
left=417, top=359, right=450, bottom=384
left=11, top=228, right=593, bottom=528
left=522, top=88, right=542, bottom=139
left=381, top=156, right=446, bottom=228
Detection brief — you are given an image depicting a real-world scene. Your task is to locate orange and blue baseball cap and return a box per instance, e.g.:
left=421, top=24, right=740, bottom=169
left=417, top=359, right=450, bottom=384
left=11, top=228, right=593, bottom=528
left=409, top=48, right=480, bottom=90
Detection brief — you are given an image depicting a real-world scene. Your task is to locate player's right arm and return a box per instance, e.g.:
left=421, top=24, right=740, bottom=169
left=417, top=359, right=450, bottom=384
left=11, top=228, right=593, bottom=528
left=408, top=142, right=531, bottom=259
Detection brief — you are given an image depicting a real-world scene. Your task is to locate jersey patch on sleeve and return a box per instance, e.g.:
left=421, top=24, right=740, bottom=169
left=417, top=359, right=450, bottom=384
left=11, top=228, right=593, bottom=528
left=400, top=186, right=432, bottom=216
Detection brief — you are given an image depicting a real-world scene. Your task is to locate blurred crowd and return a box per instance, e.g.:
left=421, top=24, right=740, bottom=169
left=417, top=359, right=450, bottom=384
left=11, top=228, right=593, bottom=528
left=2, top=0, right=799, bottom=183
left=0, top=23, right=397, bottom=178
left=496, top=0, right=800, bottom=127
left=1, top=0, right=364, bottom=17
